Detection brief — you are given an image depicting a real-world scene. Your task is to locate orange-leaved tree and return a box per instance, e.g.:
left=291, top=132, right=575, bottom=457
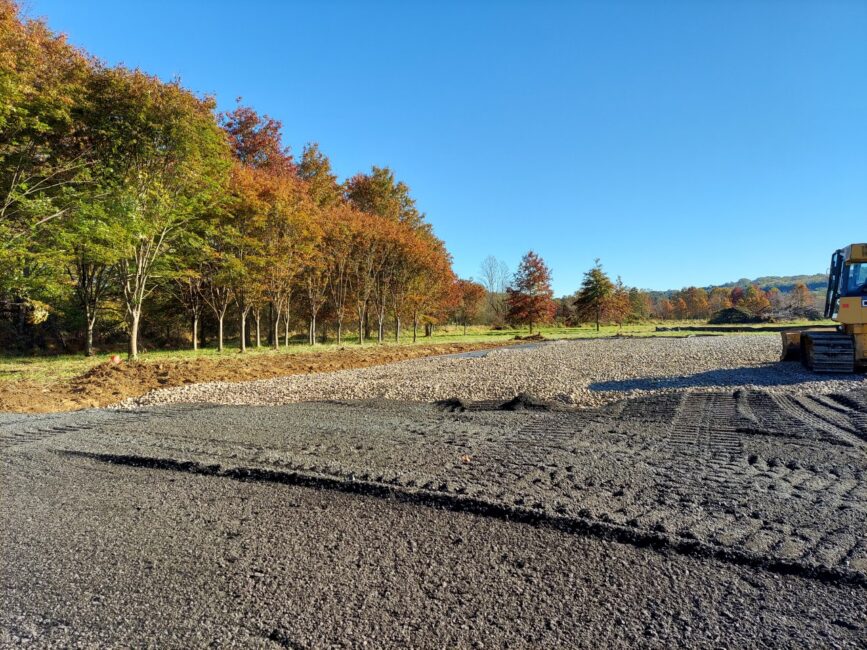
left=506, top=251, right=556, bottom=333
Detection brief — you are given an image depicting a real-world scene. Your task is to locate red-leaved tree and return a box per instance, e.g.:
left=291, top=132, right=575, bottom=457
left=453, top=278, right=486, bottom=335
left=505, top=251, right=556, bottom=333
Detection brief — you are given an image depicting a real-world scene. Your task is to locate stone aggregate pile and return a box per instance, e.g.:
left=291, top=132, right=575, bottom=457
left=129, top=335, right=866, bottom=409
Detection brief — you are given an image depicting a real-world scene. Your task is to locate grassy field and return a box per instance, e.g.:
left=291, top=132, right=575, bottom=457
left=0, top=319, right=833, bottom=385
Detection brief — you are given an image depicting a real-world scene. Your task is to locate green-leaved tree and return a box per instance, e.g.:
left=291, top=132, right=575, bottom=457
left=574, top=259, right=615, bottom=331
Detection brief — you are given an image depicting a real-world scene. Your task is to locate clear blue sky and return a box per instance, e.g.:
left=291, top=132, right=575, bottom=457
left=27, top=0, right=867, bottom=295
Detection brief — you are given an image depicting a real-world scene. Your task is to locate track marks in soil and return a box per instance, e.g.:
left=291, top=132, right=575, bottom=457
left=668, top=393, right=743, bottom=459
left=59, top=448, right=867, bottom=589
left=760, top=393, right=863, bottom=447
left=39, top=391, right=867, bottom=590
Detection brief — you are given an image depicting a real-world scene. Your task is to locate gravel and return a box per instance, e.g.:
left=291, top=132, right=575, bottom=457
left=2, top=404, right=866, bottom=647
left=129, top=335, right=867, bottom=409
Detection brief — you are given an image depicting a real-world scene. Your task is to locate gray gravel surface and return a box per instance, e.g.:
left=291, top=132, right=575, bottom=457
left=1, top=392, right=866, bottom=647
left=127, top=335, right=867, bottom=409
left=1, top=446, right=864, bottom=648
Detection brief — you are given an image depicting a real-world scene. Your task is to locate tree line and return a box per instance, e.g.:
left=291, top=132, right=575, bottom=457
left=1, top=1, right=462, bottom=357
left=478, top=251, right=821, bottom=331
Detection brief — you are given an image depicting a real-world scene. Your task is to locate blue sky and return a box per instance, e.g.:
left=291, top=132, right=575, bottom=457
left=28, top=0, right=867, bottom=295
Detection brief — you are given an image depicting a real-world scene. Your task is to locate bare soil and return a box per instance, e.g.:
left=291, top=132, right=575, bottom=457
left=0, top=342, right=507, bottom=413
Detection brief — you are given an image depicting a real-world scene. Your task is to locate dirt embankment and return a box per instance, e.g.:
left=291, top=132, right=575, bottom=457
left=0, top=342, right=506, bottom=414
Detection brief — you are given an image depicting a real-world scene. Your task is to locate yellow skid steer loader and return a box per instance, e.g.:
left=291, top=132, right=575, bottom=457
left=781, top=243, right=867, bottom=373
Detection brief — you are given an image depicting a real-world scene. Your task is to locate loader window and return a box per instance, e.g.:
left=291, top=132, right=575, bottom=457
left=844, top=263, right=867, bottom=294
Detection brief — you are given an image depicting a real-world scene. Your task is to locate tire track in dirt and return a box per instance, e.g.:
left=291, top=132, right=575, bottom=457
left=36, top=391, right=867, bottom=586
left=0, top=404, right=224, bottom=451
left=57, top=449, right=867, bottom=588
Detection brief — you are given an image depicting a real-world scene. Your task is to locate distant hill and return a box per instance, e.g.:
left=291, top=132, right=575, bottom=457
left=714, top=273, right=828, bottom=293
left=645, top=273, right=828, bottom=300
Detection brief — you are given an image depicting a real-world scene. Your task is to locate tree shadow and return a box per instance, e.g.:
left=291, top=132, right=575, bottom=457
left=589, top=364, right=866, bottom=392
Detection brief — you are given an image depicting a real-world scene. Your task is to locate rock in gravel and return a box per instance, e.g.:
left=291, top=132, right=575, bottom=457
left=126, top=335, right=866, bottom=409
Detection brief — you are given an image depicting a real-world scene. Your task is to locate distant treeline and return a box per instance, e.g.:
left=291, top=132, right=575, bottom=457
left=714, top=274, right=828, bottom=293
left=476, top=253, right=825, bottom=329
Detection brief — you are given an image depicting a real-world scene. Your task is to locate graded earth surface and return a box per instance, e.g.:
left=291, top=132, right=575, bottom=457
left=1, top=386, right=865, bottom=647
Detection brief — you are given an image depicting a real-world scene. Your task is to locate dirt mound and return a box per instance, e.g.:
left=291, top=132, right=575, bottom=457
left=512, top=333, right=545, bottom=341
left=708, top=308, right=763, bottom=325
left=498, top=392, right=569, bottom=411
left=0, top=342, right=511, bottom=414
left=434, top=397, right=470, bottom=412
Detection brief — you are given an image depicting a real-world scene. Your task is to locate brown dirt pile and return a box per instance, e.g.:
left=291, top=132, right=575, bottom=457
left=0, top=342, right=508, bottom=414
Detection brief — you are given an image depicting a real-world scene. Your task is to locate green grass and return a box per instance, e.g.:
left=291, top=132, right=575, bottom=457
left=0, top=319, right=834, bottom=384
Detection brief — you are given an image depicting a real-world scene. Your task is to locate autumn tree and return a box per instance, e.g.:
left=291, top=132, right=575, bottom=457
left=298, top=142, right=340, bottom=208
left=324, top=205, right=359, bottom=345
left=627, top=288, right=651, bottom=321
left=52, top=195, right=126, bottom=356
left=790, top=283, right=813, bottom=310
left=682, top=287, right=709, bottom=320
left=301, top=221, right=328, bottom=345
left=220, top=101, right=294, bottom=175
left=453, top=279, right=486, bottom=335
left=85, top=66, right=230, bottom=359
left=345, top=166, right=427, bottom=231
left=708, top=287, right=731, bottom=313
left=673, top=296, right=689, bottom=319
left=506, top=251, right=555, bottom=333
left=608, top=278, right=633, bottom=327
left=220, top=104, right=300, bottom=351
left=574, top=259, right=615, bottom=331
left=656, top=298, right=675, bottom=320
left=767, top=286, right=784, bottom=312
left=0, top=1, right=93, bottom=298
left=261, top=174, right=313, bottom=349
left=406, top=237, right=456, bottom=342
left=741, top=285, right=771, bottom=316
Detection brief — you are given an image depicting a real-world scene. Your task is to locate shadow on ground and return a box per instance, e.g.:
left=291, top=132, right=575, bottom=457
left=590, top=364, right=865, bottom=392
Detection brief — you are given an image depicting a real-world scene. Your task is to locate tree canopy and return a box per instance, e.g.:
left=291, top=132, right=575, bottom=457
left=0, top=1, right=460, bottom=356
left=506, top=251, right=555, bottom=332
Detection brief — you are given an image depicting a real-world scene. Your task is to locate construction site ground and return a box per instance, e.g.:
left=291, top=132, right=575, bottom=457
left=1, top=385, right=865, bottom=647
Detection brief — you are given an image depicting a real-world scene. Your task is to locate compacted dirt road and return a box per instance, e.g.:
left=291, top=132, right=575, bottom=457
left=1, top=389, right=865, bottom=647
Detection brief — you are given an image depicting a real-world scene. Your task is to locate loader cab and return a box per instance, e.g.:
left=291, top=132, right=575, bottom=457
left=842, top=262, right=867, bottom=296
left=825, top=244, right=867, bottom=319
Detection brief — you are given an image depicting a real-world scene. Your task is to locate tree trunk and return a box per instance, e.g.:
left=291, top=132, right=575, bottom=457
left=239, top=312, right=247, bottom=353
left=309, top=314, right=316, bottom=346
left=85, top=312, right=95, bottom=357
left=377, top=308, right=384, bottom=344
left=412, top=313, right=418, bottom=343
left=272, top=310, right=281, bottom=350
left=217, top=316, right=224, bottom=352
left=395, top=316, right=401, bottom=342
left=128, top=311, right=140, bottom=360
left=192, top=313, right=199, bottom=351
left=254, top=310, right=261, bottom=348
left=284, top=302, right=291, bottom=346
left=336, top=319, right=343, bottom=345
left=357, top=307, right=365, bottom=345
left=463, top=321, right=467, bottom=336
